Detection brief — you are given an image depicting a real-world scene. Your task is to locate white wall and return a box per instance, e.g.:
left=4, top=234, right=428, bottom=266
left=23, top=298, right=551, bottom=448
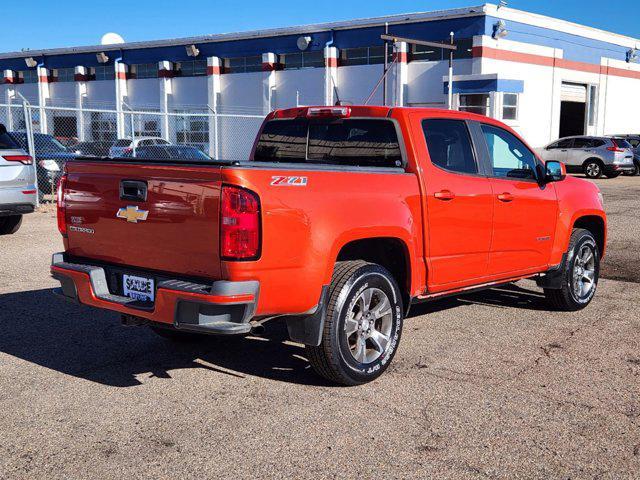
left=48, top=81, right=76, bottom=106
left=276, top=68, right=324, bottom=108
left=127, top=78, right=159, bottom=109
left=338, top=64, right=384, bottom=105
left=85, top=80, right=115, bottom=108
left=171, top=76, right=207, bottom=108
left=220, top=72, right=263, bottom=112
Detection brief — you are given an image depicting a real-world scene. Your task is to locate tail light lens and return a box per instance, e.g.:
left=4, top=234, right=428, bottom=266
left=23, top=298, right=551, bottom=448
left=56, top=174, right=68, bottom=236
left=2, top=155, right=32, bottom=165
left=607, top=139, right=625, bottom=152
left=123, top=147, right=133, bottom=155
left=220, top=185, right=260, bottom=260
left=306, top=106, right=351, bottom=118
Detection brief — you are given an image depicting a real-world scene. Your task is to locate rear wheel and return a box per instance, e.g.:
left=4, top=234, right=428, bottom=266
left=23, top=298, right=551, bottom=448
left=0, top=215, right=23, bottom=235
left=305, top=261, right=403, bottom=386
left=583, top=160, right=603, bottom=179
left=544, top=228, right=599, bottom=311
left=623, top=162, right=640, bottom=176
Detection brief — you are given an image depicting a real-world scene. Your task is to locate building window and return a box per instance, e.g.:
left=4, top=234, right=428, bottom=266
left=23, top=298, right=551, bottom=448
left=133, top=63, right=158, bottom=79
left=502, top=93, right=518, bottom=120
left=587, top=85, right=598, bottom=126
left=340, top=46, right=390, bottom=66
left=411, top=38, right=473, bottom=62
left=225, top=56, right=263, bottom=73
left=454, top=38, right=474, bottom=59
left=459, top=94, right=490, bottom=116
left=94, top=66, right=115, bottom=81
left=282, top=51, right=324, bottom=69
left=56, top=68, right=75, bottom=82
left=175, top=116, right=209, bottom=150
left=177, top=60, right=207, bottom=77
left=411, top=44, right=442, bottom=62
left=20, top=70, right=38, bottom=83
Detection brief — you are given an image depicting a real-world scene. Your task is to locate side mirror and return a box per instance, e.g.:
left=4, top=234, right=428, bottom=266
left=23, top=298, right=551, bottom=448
left=545, top=160, right=566, bottom=182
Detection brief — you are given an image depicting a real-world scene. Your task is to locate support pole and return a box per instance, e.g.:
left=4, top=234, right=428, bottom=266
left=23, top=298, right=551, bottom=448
left=448, top=32, right=454, bottom=110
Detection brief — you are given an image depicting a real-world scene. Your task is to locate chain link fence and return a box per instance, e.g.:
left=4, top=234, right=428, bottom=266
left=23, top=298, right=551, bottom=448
left=0, top=100, right=264, bottom=202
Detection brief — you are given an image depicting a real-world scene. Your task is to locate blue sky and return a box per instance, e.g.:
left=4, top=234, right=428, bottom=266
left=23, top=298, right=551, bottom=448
left=2, top=0, right=638, bottom=52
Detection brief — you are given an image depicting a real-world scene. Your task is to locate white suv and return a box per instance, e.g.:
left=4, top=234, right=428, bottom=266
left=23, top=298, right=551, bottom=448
left=0, top=124, right=36, bottom=235
left=109, top=137, right=171, bottom=157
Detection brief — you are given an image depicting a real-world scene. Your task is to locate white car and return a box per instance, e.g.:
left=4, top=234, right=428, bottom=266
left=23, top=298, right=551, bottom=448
left=109, top=137, right=171, bottom=157
left=0, top=124, right=37, bottom=235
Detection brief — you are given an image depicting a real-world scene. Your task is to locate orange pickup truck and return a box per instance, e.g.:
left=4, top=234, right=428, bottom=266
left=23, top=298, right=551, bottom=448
left=51, top=106, right=606, bottom=385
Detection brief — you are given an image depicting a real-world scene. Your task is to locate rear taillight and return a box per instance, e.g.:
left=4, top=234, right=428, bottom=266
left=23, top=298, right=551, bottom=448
left=2, top=155, right=32, bottom=165
left=608, top=139, right=625, bottom=152
left=56, top=175, right=67, bottom=236
left=123, top=147, right=133, bottom=154
left=220, top=185, right=260, bottom=260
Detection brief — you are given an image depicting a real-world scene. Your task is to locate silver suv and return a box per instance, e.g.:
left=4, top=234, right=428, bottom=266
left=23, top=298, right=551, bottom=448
left=610, top=134, right=640, bottom=176
left=0, top=124, right=36, bottom=235
left=540, top=136, right=635, bottom=179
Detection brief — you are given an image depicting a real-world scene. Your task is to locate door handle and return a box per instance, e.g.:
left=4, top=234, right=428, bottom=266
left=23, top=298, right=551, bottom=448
left=434, top=190, right=455, bottom=201
left=497, top=192, right=514, bottom=203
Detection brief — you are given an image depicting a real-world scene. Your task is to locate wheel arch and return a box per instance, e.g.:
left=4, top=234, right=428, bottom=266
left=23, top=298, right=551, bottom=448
left=573, top=215, right=606, bottom=257
left=334, top=237, right=412, bottom=309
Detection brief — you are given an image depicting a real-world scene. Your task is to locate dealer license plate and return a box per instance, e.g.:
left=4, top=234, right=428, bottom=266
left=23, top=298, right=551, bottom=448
left=123, top=274, right=155, bottom=302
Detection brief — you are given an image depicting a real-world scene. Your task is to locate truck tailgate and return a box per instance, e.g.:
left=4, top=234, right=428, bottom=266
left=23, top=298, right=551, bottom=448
left=64, top=161, right=223, bottom=279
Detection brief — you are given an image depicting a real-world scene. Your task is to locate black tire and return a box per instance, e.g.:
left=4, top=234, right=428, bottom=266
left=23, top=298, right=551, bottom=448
left=0, top=215, right=23, bottom=235
left=149, top=325, right=205, bottom=343
left=305, top=261, right=404, bottom=386
left=544, top=228, right=600, bottom=311
left=623, top=162, right=640, bottom=176
left=605, top=171, right=621, bottom=179
left=583, top=159, right=604, bottom=179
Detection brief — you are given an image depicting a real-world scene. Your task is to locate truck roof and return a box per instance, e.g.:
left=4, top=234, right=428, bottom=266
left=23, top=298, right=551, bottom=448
left=270, top=105, right=495, bottom=121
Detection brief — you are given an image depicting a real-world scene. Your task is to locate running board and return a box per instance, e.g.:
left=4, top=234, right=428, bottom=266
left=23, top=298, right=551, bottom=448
left=416, top=274, right=538, bottom=301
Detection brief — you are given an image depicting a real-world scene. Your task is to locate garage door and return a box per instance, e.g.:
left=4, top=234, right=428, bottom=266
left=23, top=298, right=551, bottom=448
left=561, top=82, right=587, bottom=103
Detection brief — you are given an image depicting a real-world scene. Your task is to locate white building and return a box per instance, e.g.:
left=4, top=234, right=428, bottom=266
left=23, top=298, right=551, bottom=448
left=1, top=3, right=639, bottom=154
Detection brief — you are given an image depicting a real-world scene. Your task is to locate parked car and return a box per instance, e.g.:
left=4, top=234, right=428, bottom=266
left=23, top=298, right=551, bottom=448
left=73, top=141, right=114, bottom=157
left=109, top=137, right=171, bottom=157
left=127, top=145, right=212, bottom=162
left=610, top=134, right=640, bottom=176
left=0, top=124, right=36, bottom=235
left=9, top=131, right=78, bottom=195
left=51, top=106, right=607, bottom=385
left=539, top=136, right=635, bottom=179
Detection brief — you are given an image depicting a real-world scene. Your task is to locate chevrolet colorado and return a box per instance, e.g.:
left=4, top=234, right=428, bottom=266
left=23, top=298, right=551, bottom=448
left=51, top=106, right=607, bottom=385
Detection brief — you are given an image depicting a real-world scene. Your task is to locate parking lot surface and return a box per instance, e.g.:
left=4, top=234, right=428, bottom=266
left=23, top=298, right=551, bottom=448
left=0, top=176, right=639, bottom=479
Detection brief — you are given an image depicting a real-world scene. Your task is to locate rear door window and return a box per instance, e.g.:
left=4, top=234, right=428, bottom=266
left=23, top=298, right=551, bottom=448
left=253, top=118, right=403, bottom=168
left=114, top=139, right=131, bottom=147
left=421, top=119, right=478, bottom=174
left=573, top=138, right=593, bottom=148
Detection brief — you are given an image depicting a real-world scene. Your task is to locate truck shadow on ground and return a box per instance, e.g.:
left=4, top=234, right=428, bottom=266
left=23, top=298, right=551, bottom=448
left=0, top=283, right=546, bottom=388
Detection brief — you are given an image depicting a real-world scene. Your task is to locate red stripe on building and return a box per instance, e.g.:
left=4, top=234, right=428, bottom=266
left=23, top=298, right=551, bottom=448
left=158, top=69, right=175, bottom=78
left=116, top=71, right=128, bottom=80
left=38, top=75, right=49, bottom=83
left=474, top=46, right=640, bottom=80
left=392, top=51, right=408, bottom=64
left=207, top=65, right=222, bottom=75
left=74, top=74, right=91, bottom=82
left=262, top=62, right=281, bottom=72
left=325, top=57, right=339, bottom=68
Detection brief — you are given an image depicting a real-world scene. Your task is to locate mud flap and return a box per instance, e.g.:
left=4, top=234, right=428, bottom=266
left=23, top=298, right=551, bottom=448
left=285, top=286, right=329, bottom=347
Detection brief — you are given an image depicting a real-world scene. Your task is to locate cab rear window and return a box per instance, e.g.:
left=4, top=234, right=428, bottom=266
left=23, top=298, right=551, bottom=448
left=253, top=118, right=403, bottom=168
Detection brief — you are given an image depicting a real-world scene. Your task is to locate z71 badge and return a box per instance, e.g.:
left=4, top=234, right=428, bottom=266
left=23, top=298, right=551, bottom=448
left=270, top=176, right=308, bottom=186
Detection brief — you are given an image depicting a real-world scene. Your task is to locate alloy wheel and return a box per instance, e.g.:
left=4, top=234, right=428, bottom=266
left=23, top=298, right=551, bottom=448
left=344, top=287, right=393, bottom=364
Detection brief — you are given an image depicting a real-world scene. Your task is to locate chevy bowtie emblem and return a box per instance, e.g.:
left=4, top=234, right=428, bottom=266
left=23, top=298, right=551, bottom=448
left=117, top=206, right=149, bottom=223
